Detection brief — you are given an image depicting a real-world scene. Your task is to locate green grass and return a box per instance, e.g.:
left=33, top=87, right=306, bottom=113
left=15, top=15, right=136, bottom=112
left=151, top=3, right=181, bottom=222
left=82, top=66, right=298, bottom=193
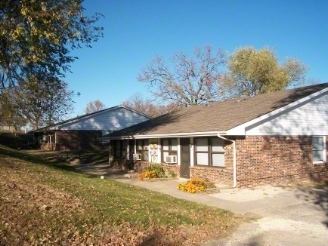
left=0, top=145, right=243, bottom=245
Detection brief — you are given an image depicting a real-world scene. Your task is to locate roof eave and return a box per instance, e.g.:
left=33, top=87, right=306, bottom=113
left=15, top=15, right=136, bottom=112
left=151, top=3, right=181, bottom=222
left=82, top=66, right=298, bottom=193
left=107, top=131, right=228, bottom=140
left=227, top=86, right=328, bottom=135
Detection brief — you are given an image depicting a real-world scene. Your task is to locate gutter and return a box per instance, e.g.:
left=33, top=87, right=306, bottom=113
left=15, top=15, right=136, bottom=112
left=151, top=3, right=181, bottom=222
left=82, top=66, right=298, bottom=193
left=217, top=134, right=237, bottom=188
left=107, top=131, right=227, bottom=140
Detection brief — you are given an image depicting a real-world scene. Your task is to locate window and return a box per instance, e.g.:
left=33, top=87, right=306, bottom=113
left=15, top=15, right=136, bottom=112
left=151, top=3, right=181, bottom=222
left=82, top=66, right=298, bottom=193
left=114, top=140, right=127, bottom=159
left=136, top=139, right=149, bottom=161
left=312, top=136, right=326, bottom=164
left=195, top=138, right=225, bottom=167
left=161, top=138, right=177, bottom=162
left=40, top=134, right=55, bottom=144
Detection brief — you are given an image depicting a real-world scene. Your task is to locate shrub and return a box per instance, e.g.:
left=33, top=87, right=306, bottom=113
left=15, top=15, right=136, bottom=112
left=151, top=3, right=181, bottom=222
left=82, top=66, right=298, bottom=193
left=165, top=169, right=177, bottom=178
left=178, top=177, right=215, bottom=193
left=138, top=170, right=158, bottom=180
left=144, top=164, right=165, bottom=178
left=138, top=164, right=176, bottom=180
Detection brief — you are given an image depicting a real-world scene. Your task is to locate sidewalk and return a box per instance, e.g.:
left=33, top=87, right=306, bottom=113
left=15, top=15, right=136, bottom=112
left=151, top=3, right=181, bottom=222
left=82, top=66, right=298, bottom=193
left=114, top=176, right=300, bottom=215
left=116, top=177, right=243, bottom=211
left=73, top=161, right=328, bottom=246
left=114, top=176, right=328, bottom=246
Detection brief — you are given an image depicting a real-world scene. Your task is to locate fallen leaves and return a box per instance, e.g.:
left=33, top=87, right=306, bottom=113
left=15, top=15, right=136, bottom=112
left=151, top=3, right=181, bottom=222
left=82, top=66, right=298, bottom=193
left=0, top=149, right=242, bottom=245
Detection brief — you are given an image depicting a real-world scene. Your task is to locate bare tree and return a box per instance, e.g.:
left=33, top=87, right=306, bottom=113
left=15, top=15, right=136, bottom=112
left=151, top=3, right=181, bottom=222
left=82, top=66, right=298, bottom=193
left=122, top=93, right=178, bottom=117
left=85, top=100, right=106, bottom=114
left=138, top=46, right=226, bottom=107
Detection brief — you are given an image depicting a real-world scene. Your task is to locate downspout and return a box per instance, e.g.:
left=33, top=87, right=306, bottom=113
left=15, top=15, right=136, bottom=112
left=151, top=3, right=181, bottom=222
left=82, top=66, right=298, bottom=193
left=217, top=134, right=237, bottom=188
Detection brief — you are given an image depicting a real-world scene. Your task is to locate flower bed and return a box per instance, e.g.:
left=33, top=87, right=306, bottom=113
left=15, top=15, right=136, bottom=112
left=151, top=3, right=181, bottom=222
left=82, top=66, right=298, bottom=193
left=178, top=177, right=216, bottom=193
left=138, top=164, right=177, bottom=180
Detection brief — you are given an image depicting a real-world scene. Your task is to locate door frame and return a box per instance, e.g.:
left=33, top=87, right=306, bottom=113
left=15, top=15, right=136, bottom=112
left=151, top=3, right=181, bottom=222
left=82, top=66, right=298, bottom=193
left=180, top=138, right=191, bottom=178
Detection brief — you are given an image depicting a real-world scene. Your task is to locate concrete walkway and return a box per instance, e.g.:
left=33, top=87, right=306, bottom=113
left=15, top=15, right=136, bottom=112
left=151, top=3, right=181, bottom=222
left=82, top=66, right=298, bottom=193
left=114, top=176, right=328, bottom=246
left=72, top=162, right=328, bottom=245
left=114, top=177, right=318, bottom=214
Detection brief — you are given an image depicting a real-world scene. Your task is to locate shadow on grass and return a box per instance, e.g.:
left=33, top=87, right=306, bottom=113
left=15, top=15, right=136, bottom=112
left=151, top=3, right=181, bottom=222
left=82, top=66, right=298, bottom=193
left=0, top=145, right=129, bottom=180
left=0, top=145, right=85, bottom=175
left=138, top=230, right=186, bottom=246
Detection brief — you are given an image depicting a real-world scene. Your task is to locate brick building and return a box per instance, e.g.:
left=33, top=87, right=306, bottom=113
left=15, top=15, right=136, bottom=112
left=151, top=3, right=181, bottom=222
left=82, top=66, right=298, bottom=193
left=31, top=106, right=151, bottom=151
left=106, top=83, right=328, bottom=188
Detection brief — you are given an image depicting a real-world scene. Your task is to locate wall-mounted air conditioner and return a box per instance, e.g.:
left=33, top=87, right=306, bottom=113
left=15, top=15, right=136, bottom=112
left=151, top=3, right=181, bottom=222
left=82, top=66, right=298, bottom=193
left=165, top=155, right=177, bottom=164
left=133, top=153, right=142, bottom=160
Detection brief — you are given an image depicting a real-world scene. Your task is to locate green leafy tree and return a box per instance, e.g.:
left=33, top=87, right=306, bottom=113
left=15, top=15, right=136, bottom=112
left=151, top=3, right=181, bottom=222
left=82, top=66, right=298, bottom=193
left=221, top=47, right=308, bottom=97
left=19, top=78, right=74, bottom=129
left=0, top=94, right=26, bottom=131
left=1, top=75, right=75, bottom=130
left=0, top=0, right=103, bottom=90
left=0, top=0, right=102, bottom=129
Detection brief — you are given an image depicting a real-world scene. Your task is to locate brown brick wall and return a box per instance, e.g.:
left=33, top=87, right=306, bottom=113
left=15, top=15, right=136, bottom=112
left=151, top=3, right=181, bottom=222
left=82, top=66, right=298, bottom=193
left=190, top=166, right=225, bottom=183
left=133, top=161, right=150, bottom=172
left=110, top=159, right=132, bottom=170
left=40, top=143, right=56, bottom=150
left=111, top=159, right=148, bottom=171
left=236, top=136, right=328, bottom=188
left=55, top=130, right=103, bottom=151
left=161, top=163, right=179, bottom=177
left=189, top=140, right=234, bottom=185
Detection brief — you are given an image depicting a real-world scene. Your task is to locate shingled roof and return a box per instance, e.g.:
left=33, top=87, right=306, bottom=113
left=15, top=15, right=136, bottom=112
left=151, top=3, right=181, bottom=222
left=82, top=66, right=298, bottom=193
left=107, top=83, right=328, bottom=138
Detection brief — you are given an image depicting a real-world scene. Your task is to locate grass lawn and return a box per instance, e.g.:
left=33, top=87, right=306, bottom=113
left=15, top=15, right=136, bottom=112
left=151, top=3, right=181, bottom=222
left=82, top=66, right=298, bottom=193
left=0, top=146, right=244, bottom=245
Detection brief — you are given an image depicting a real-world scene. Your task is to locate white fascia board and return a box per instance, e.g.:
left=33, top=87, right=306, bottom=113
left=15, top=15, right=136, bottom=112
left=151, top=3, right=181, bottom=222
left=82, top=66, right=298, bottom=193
left=227, top=87, right=328, bottom=136
left=120, top=105, right=153, bottom=119
left=108, top=131, right=227, bottom=140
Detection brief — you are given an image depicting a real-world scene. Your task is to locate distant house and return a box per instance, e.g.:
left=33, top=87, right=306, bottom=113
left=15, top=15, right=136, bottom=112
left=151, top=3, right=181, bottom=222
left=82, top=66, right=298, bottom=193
left=106, top=83, right=328, bottom=188
left=0, top=125, right=14, bottom=132
left=32, top=106, right=151, bottom=151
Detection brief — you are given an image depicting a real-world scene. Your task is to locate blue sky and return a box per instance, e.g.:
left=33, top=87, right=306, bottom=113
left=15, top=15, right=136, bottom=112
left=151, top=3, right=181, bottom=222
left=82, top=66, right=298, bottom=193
left=64, top=0, right=328, bottom=117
